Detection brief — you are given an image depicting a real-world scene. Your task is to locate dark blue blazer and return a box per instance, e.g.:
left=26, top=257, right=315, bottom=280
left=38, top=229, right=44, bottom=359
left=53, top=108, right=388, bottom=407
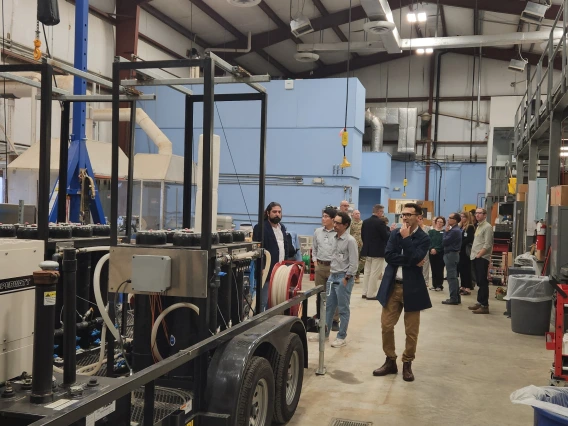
left=253, top=220, right=289, bottom=279
left=377, top=227, right=433, bottom=312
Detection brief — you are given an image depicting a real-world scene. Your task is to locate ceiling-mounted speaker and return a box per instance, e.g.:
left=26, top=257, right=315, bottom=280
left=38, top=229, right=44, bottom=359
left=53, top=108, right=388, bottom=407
left=227, top=0, right=262, bottom=7
left=294, top=52, right=320, bottom=62
left=363, top=21, right=396, bottom=35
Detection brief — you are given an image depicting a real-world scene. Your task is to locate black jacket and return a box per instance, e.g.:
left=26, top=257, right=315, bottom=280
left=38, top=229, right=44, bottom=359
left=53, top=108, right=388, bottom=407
left=360, top=215, right=390, bottom=258
left=253, top=220, right=290, bottom=279
left=377, top=227, right=433, bottom=312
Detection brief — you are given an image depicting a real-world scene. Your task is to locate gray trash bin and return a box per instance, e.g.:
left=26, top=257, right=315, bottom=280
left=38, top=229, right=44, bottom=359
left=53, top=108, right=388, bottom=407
left=506, top=268, right=535, bottom=316
left=505, top=276, right=553, bottom=336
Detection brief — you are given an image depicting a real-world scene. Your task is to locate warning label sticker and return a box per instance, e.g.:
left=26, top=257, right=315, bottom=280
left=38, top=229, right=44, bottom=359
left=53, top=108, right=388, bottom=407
left=44, top=291, right=56, bottom=306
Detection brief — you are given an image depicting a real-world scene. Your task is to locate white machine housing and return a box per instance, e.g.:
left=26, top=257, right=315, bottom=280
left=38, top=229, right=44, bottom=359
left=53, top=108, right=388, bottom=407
left=0, top=239, right=44, bottom=383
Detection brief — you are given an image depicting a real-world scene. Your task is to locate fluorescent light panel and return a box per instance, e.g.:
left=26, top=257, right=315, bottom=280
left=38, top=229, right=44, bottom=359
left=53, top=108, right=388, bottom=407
left=416, top=48, right=425, bottom=54
left=418, top=12, right=427, bottom=22
left=561, top=146, right=568, bottom=150
left=560, top=152, right=568, bottom=157
left=407, top=13, right=417, bottom=22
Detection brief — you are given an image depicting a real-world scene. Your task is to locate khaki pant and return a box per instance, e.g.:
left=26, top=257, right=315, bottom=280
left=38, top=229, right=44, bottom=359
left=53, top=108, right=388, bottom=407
left=381, top=283, right=420, bottom=362
left=362, top=257, right=385, bottom=298
left=315, top=263, right=339, bottom=322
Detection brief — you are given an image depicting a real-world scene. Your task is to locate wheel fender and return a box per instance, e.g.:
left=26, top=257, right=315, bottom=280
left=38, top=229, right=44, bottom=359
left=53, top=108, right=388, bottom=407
left=205, top=315, right=306, bottom=422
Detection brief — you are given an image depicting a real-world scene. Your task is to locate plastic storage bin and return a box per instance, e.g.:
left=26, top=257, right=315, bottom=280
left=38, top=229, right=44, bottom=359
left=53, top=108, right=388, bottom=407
left=505, top=276, right=553, bottom=335
left=512, top=386, right=568, bottom=425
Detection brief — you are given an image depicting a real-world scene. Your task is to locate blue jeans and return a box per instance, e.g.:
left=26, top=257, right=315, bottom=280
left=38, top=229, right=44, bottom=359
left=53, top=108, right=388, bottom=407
left=443, top=251, right=460, bottom=303
left=325, top=272, right=355, bottom=340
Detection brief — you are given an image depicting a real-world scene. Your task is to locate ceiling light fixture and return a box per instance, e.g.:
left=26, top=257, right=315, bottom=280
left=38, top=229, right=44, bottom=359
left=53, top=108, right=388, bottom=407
left=561, top=146, right=568, bottom=151
left=425, top=48, right=434, bottom=54
left=416, top=48, right=425, bottom=54
left=417, top=12, right=427, bottom=22
left=407, top=13, right=417, bottom=23
left=560, top=152, right=568, bottom=157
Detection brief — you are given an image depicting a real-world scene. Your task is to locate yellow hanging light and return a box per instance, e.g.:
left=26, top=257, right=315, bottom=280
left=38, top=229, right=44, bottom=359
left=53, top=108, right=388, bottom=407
left=339, top=128, right=351, bottom=169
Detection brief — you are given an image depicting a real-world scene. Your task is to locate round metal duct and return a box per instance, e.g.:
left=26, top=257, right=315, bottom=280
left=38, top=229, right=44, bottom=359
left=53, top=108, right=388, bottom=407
left=227, top=0, right=262, bottom=6
left=363, top=21, right=395, bottom=35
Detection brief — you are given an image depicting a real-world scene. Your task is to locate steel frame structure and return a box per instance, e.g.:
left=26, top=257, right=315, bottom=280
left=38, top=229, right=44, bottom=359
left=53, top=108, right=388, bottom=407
left=513, top=0, right=568, bottom=260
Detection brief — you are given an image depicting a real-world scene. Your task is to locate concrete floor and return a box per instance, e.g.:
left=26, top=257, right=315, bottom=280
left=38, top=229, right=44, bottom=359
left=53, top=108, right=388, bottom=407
left=289, top=279, right=551, bottom=426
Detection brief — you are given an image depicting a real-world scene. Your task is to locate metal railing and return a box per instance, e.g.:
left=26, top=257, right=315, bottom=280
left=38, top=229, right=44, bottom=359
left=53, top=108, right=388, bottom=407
left=514, top=0, right=568, bottom=154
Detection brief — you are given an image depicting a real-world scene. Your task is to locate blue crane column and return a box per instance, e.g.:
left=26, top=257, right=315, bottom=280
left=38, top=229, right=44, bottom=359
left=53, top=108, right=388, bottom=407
left=49, top=0, right=106, bottom=224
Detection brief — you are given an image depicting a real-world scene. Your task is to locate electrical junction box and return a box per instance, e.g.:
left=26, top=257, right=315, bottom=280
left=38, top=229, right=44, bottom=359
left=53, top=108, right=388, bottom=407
left=285, top=80, right=294, bottom=90
left=0, top=239, right=44, bottom=383
left=131, top=255, right=172, bottom=293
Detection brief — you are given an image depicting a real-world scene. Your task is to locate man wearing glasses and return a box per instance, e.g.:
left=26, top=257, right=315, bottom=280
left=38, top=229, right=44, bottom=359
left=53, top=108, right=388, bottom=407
left=374, top=203, right=432, bottom=382
left=324, top=211, right=358, bottom=348
left=469, top=208, right=494, bottom=314
left=442, top=213, right=463, bottom=306
left=310, top=207, right=340, bottom=335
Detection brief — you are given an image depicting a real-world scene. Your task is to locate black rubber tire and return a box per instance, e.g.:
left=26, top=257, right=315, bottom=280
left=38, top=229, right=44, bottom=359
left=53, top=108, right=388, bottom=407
left=236, top=356, right=275, bottom=426
left=269, top=334, right=305, bottom=424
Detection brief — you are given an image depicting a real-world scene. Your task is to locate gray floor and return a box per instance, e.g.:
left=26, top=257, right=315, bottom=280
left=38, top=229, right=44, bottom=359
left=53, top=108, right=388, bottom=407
left=289, top=279, right=551, bottom=426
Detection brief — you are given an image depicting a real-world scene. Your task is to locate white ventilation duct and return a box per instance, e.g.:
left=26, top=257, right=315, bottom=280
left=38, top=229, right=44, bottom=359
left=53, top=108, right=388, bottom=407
left=360, top=0, right=401, bottom=53
left=371, top=107, right=417, bottom=159
left=365, top=108, right=383, bottom=152
left=194, top=134, right=220, bottom=233
left=91, top=108, right=172, bottom=155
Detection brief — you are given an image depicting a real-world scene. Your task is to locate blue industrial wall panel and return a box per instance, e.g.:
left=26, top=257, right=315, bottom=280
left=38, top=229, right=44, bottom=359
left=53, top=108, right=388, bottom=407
left=389, top=161, right=486, bottom=219
left=358, top=188, right=382, bottom=218
left=360, top=152, right=392, bottom=188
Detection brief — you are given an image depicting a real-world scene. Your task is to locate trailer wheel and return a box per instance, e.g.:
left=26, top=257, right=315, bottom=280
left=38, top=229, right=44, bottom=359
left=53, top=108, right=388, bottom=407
left=236, top=356, right=275, bottom=426
left=269, top=334, right=305, bottom=424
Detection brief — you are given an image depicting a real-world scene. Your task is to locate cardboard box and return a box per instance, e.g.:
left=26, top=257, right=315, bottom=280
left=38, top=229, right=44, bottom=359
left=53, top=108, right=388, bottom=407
left=518, top=184, right=528, bottom=193
left=516, top=192, right=526, bottom=202
left=551, top=185, right=568, bottom=206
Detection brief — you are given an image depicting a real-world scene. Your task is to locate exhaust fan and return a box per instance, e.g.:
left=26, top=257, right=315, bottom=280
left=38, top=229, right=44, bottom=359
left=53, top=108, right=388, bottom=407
left=291, top=14, right=314, bottom=37
left=363, top=21, right=396, bottom=35
left=508, top=59, right=527, bottom=73
left=520, top=2, right=548, bottom=24
left=294, top=52, right=319, bottom=62
left=227, top=0, right=262, bottom=6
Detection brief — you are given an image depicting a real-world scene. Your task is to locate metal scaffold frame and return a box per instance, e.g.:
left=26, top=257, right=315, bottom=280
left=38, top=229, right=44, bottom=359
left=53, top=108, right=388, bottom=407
left=513, top=0, right=568, bottom=259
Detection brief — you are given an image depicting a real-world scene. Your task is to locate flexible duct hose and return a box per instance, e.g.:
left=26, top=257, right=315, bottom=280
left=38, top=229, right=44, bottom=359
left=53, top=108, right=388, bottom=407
left=151, top=303, right=200, bottom=362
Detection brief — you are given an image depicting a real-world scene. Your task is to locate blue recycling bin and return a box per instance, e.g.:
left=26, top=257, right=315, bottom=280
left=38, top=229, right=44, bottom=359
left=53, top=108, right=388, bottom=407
left=534, top=407, right=568, bottom=426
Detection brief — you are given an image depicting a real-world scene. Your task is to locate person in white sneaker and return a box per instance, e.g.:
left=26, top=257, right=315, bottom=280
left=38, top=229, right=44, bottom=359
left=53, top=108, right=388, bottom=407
left=325, top=211, right=359, bottom=348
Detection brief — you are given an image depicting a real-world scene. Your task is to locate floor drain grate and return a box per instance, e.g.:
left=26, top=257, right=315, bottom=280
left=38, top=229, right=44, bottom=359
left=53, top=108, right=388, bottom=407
left=330, top=419, right=373, bottom=426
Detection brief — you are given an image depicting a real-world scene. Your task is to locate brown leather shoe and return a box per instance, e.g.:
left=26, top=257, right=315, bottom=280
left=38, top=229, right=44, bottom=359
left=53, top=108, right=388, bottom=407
left=468, top=303, right=481, bottom=310
left=373, top=357, right=398, bottom=376
left=402, top=362, right=415, bottom=382
left=473, top=306, right=490, bottom=314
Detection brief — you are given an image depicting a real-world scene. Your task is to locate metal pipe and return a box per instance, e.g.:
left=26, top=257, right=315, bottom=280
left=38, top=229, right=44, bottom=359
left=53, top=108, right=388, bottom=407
left=200, top=57, right=214, bottom=251
left=183, top=96, right=193, bottom=229
left=62, top=249, right=77, bottom=386
left=257, top=93, right=268, bottom=310
left=207, top=32, right=252, bottom=53
left=470, top=51, right=475, bottom=161
left=58, top=102, right=70, bottom=223
left=111, top=61, right=120, bottom=246
left=477, top=47, right=481, bottom=127
left=31, top=263, right=59, bottom=404
left=433, top=51, right=448, bottom=157
left=315, top=291, right=326, bottom=376
left=38, top=63, right=53, bottom=244
left=125, top=104, right=136, bottom=240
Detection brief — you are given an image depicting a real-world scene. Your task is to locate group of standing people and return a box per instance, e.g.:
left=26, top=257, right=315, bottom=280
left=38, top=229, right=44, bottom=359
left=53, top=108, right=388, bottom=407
left=254, top=200, right=494, bottom=383
left=427, top=209, right=494, bottom=313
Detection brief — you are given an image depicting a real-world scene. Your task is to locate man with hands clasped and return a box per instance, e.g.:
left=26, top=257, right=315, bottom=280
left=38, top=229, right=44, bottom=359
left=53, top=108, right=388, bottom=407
left=324, top=211, right=359, bottom=348
left=373, top=203, right=432, bottom=382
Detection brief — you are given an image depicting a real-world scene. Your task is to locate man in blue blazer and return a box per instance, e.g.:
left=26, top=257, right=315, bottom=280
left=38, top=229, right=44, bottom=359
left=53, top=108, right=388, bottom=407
left=373, top=203, right=432, bottom=382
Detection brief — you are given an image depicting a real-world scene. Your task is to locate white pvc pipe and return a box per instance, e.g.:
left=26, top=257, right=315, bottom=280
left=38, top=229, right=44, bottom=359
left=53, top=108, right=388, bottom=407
left=195, top=134, right=220, bottom=232
left=76, top=246, right=110, bottom=254
left=91, top=108, right=173, bottom=155
left=207, top=32, right=251, bottom=53
left=93, top=253, right=121, bottom=342
left=151, top=303, right=200, bottom=361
